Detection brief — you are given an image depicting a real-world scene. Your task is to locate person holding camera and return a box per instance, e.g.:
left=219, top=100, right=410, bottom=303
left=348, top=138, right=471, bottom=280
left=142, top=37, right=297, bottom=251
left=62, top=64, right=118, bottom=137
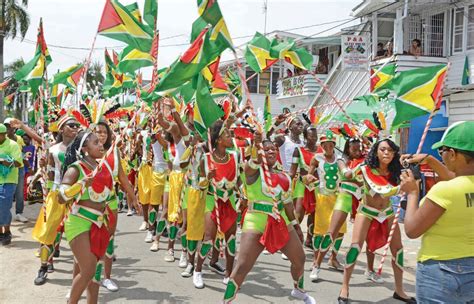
left=400, top=121, right=474, bottom=304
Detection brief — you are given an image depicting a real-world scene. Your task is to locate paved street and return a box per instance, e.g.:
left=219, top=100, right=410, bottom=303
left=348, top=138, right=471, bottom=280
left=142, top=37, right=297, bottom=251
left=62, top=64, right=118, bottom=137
left=0, top=203, right=419, bottom=304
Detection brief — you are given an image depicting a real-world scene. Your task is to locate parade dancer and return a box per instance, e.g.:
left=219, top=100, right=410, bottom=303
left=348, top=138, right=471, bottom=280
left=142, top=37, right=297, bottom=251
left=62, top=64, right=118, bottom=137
left=136, top=123, right=153, bottom=232
left=305, top=131, right=349, bottom=281
left=156, top=99, right=190, bottom=264
left=148, top=129, right=170, bottom=252
left=289, top=125, right=318, bottom=247
left=338, top=138, right=415, bottom=304
left=223, top=134, right=315, bottom=304
left=60, top=130, right=138, bottom=304
left=32, top=115, right=79, bottom=285
left=179, top=134, right=205, bottom=278
left=94, top=120, right=137, bottom=292
left=194, top=120, right=239, bottom=288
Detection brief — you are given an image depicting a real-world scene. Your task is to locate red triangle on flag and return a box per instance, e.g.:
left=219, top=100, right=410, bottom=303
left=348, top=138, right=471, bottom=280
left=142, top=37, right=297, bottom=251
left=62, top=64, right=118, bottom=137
left=181, top=27, right=209, bottom=64
left=98, top=0, right=123, bottom=32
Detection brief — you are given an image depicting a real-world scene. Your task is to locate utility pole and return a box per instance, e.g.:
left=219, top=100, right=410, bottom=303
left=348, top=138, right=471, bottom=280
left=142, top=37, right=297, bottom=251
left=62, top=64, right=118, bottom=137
left=263, top=0, right=268, bottom=35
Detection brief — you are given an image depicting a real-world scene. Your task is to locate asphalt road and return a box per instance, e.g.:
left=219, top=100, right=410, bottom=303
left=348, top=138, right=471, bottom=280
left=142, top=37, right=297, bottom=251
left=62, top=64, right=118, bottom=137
left=0, top=203, right=419, bottom=304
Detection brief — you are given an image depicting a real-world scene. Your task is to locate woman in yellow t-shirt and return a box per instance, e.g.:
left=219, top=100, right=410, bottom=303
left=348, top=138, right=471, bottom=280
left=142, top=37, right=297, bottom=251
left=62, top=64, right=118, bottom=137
left=400, top=121, right=474, bottom=304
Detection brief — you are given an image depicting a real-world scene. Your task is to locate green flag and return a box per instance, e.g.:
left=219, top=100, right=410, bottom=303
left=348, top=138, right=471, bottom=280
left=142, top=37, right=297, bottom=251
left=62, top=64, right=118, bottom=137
left=264, top=85, right=272, bottom=133
left=391, top=64, right=447, bottom=127
left=462, top=56, right=470, bottom=85
left=117, top=46, right=154, bottom=74
left=193, top=74, right=224, bottom=137
left=155, top=27, right=224, bottom=93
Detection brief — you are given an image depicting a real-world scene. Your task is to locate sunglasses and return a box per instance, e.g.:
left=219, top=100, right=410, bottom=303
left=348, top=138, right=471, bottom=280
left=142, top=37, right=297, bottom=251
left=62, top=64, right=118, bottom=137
left=438, top=147, right=451, bottom=157
left=66, top=123, right=80, bottom=129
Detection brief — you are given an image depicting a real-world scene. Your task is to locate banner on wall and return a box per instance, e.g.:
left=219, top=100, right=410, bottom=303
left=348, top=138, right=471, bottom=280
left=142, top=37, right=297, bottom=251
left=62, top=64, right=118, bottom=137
left=342, top=35, right=368, bottom=70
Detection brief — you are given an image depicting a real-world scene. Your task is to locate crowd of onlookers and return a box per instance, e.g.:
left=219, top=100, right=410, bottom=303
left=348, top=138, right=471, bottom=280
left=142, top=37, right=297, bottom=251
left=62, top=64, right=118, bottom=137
left=0, top=118, right=39, bottom=245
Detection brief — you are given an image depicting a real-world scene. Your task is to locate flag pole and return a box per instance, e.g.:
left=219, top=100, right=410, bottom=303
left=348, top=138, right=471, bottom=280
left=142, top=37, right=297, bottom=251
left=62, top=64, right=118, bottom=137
left=376, top=62, right=450, bottom=275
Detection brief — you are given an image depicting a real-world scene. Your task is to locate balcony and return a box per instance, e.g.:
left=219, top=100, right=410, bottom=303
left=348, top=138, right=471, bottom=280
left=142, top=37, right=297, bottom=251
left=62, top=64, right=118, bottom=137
left=276, top=74, right=328, bottom=111
left=371, top=54, right=448, bottom=72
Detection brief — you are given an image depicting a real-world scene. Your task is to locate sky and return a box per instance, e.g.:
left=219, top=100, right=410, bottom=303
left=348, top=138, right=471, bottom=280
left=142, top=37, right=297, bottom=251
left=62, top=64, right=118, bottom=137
left=5, top=0, right=361, bottom=79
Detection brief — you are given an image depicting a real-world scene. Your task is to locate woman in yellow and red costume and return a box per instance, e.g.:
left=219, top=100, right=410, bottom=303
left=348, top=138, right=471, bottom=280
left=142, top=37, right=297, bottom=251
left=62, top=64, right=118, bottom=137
left=223, top=131, right=316, bottom=303
left=59, top=129, right=137, bottom=304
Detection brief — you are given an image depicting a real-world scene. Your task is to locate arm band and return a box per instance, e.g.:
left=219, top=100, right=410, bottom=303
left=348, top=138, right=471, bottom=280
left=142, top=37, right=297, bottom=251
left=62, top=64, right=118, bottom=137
left=46, top=181, right=53, bottom=190
left=292, top=157, right=299, bottom=164
left=198, top=177, right=209, bottom=189
left=290, top=219, right=299, bottom=226
left=59, top=182, right=84, bottom=201
left=180, top=147, right=193, bottom=163
left=251, top=146, right=258, bottom=160
left=248, top=159, right=260, bottom=170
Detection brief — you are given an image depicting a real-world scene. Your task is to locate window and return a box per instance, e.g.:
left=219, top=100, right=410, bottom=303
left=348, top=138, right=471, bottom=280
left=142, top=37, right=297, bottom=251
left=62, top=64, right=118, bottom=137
left=271, top=67, right=280, bottom=94
left=453, top=7, right=464, bottom=53
left=246, top=69, right=258, bottom=93
left=468, top=5, right=474, bottom=50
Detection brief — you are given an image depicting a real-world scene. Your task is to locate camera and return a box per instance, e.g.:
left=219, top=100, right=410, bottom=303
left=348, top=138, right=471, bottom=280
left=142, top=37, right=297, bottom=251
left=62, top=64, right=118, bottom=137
left=402, top=160, right=422, bottom=180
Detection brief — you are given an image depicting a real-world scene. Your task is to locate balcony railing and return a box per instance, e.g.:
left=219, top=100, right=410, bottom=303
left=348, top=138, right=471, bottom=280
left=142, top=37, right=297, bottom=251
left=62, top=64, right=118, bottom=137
left=371, top=54, right=448, bottom=72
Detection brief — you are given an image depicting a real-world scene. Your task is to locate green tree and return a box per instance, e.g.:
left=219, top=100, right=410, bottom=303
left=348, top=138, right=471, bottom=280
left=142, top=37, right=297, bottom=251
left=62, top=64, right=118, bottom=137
left=4, top=57, right=25, bottom=118
left=85, top=60, right=104, bottom=94
left=0, top=0, right=30, bottom=120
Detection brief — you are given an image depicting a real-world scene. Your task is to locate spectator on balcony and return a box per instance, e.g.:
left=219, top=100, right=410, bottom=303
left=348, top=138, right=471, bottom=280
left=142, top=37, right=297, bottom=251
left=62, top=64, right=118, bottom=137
left=286, top=69, right=293, bottom=78
left=315, top=61, right=328, bottom=74
left=384, top=40, right=394, bottom=57
left=408, top=39, right=422, bottom=58
left=376, top=42, right=385, bottom=57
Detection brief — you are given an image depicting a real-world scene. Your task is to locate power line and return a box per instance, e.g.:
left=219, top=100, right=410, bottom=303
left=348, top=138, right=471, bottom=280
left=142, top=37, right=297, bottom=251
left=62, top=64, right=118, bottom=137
left=12, top=17, right=359, bottom=51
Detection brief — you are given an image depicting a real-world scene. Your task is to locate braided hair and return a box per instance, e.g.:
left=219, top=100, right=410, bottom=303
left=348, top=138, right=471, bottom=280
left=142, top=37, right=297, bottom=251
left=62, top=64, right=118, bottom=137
left=365, top=138, right=402, bottom=185
left=210, top=120, right=225, bottom=150
left=61, top=131, right=91, bottom=178
left=343, top=138, right=361, bottom=160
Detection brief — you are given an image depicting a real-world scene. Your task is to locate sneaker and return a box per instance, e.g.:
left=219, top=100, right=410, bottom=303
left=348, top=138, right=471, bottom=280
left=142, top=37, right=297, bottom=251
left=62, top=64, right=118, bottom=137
left=208, top=262, right=226, bottom=276
left=150, top=241, right=159, bottom=252
left=291, top=288, right=316, bottom=304
left=281, top=253, right=289, bottom=260
left=309, top=266, right=320, bottom=282
left=53, top=249, right=60, bottom=258
left=365, top=270, right=384, bottom=283
left=328, top=258, right=343, bottom=272
left=65, top=289, right=71, bottom=300
left=164, top=249, right=175, bottom=262
left=0, top=233, right=4, bottom=243
left=223, top=277, right=230, bottom=285
left=144, top=231, right=154, bottom=243
left=34, top=266, right=48, bottom=285
left=193, top=271, right=204, bottom=289
left=47, top=263, right=54, bottom=273
left=102, top=278, right=119, bottom=292
left=181, top=263, right=194, bottom=278
left=127, top=209, right=134, bottom=216
left=262, top=249, right=270, bottom=255
left=2, top=232, right=12, bottom=245
left=138, top=221, right=148, bottom=231
left=15, top=213, right=29, bottom=223
left=178, top=252, right=188, bottom=268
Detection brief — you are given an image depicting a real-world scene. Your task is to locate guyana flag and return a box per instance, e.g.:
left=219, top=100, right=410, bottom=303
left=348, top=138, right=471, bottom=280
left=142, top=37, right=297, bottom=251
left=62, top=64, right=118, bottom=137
left=191, top=0, right=233, bottom=51
left=193, top=74, right=224, bottom=137
left=224, top=69, right=242, bottom=102
left=50, top=84, right=63, bottom=105
left=143, top=0, right=158, bottom=29
left=202, top=56, right=228, bottom=94
left=245, top=32, right=278, bottom=73
left=125, top=2, right=142, bottom=23
left=14, top=19, right=52, bottom=95
left=98, top=0, right=153, bottom=52
left=4, top=93, right=15, bottom=105
left=51, top=64, right=84, bottom=91
left=0, top=78, right=10, bottom=91
left=263, top=85, right=272, bottom=133
left=391, top=64, right=447, bottom=127
left=281, top=44, right=313, bottom=70
left=155, top=27, right=224, bottom=93
left=370, top=63, right=396, bottom=92
left=117, top=45, right=154, bottom=74
left=104, top=49, right=133, bottom=97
